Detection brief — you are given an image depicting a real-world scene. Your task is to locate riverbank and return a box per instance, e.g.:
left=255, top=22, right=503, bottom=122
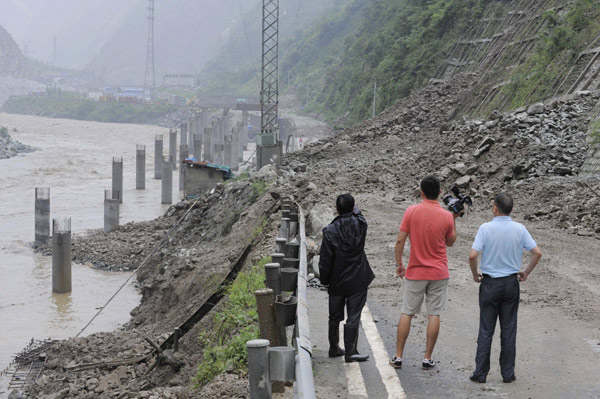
left=0, top=126, right=35, bottom=159
left=1, top=96, right=178, bottom=125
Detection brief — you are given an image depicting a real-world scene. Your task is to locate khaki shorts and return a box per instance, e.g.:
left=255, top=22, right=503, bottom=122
left=401, top=279, right=449, bottom=316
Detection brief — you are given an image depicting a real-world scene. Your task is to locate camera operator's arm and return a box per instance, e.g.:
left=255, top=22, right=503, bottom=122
left=469, top=249, right=483, bottom=283
left=395, top=231, right=408, bottom=279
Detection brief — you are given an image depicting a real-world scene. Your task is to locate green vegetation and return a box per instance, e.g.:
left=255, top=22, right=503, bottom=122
left=490, top=0, right=600, bottom=112
left=290, top=0, right=497, bottom=125
left=250, top=217, right=268, bottom=242
left=0, top=126, right=8, bottom=139
left=249, top=180, right=268, bottom=204
left=1, top=96, right=177, bottom=124
left=195, top=257, right=270, bottom=387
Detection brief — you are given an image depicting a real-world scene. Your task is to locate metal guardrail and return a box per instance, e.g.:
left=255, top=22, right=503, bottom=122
left=294, top=204, right=316, bottom=398
left=246, top=200, right=316, bottom=399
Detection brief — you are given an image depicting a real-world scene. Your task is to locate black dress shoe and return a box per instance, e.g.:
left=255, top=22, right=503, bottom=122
left=503, top=375, right=516, bottom=383
left=469, top=375, right=486, bottom=383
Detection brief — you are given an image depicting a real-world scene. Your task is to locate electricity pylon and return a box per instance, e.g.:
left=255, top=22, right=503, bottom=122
left=144, top=0, right=156, bottom=89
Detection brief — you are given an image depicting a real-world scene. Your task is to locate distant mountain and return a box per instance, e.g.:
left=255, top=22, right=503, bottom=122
left=0, top=0, right=137, bottom=68
left=0, top=24, right=24, bottom=75
left=87, top=0, right=261, bottom=86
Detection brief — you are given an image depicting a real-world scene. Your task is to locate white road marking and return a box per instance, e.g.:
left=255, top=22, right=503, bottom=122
left=362, top=304, right=407, bottom=399
left=344, top=360, right=369, bottom=398
left=340, top=324, right=369, bottom=398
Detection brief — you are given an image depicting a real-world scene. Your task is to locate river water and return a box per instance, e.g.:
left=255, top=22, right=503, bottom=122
left=0, top=113, right=177, bottom=395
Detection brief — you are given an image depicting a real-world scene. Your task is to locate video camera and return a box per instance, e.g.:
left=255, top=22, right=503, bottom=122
left=442, top=185, right=472, bottom=216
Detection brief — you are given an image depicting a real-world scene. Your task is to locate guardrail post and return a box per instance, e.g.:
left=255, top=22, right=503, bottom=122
left=275, top=238, right=287, bottom=254
left=279, top=218, right=290, bottom=239
left=255, top=289, right=279, bottom=347
left=269, top=347, right=295, bottom=383
left=271, top=253, right=285, bottom=268
left=284, top=242, right=300, bottom=259
left=247, top=339, right=272, bottom=399
left=265, top=263, right=282, bottom=296
left=283, top=258, right=300, bottom=270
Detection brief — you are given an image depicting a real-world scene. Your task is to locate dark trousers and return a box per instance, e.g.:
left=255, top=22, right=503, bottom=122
left=473, top=274, right=520, bottom=380
left=329, top=289, right=368, bottom=328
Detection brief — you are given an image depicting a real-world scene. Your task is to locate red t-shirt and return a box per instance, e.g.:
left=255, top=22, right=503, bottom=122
left=399, top=200, right=455, bottom=280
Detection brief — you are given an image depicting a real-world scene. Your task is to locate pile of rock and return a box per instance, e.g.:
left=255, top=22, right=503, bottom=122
left=284, top=75, right=600, bottom=239
left=445, top=95, right=594, bottom=186
left=0, top=126, right=35, bottom=159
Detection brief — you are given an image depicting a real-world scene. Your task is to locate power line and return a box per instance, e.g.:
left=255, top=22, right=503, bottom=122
left=237, top=0, right=261, bottom=92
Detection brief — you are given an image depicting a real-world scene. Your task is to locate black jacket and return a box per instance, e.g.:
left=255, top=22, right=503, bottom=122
left=318, top=209, right=375, bottom=296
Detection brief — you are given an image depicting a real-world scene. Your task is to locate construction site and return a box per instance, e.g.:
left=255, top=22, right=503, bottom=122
left=1, top=0, right=600, bottom=398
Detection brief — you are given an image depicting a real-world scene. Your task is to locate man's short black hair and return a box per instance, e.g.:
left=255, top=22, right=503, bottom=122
left=336, top=193, right=355, bottom=214
left=494, top=192, right=513, bottom=215
left=420, top=175, right=441, bottom=200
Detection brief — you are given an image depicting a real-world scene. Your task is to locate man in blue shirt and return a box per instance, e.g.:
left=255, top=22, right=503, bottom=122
left=468, top=193, right=542, bottom=383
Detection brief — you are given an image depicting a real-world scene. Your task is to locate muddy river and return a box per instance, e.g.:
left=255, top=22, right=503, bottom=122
left=0, top=113, right=178, bottom=394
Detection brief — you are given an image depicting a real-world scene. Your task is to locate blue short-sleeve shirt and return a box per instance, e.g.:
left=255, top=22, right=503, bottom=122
left=472, top=216, right=537, bottom=278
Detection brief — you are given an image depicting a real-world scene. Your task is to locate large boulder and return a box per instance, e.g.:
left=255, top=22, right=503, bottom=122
left=527, top=103, right=545, bottom=115
left=306, top=204, right=335, bottom=237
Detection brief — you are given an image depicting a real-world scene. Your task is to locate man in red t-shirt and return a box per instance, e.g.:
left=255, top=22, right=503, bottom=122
left=389, top=175, right=460, bottom=370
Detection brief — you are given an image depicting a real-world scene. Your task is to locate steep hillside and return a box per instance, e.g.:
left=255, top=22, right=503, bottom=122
left=223, top=0, right=600, bottom=126
left=0, top=24, right=24, bottom=75
left=197, top=0, right=353, bottom=96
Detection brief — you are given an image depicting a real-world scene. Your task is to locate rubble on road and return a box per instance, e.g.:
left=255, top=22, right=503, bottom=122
left=284, top=74, right=600, bottom=240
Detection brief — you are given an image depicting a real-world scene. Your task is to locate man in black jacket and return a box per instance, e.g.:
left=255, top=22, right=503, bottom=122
left=319, top=193, right=375, bottom=362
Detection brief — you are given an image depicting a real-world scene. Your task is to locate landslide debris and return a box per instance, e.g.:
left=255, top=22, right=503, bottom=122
left=283, top=75, right=600, bottom=239
left=24, top=174, right=281, bottom=399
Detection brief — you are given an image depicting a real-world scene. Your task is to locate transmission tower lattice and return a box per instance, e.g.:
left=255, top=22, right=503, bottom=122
left=260, top=0, right=279, bottom=135
left=144, top=0, right=156, bottom=89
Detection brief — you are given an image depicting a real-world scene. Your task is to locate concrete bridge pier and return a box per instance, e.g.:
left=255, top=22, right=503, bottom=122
left=204, top=127, right=213, bottom=163
left=104, top=189, right=119, bottom=233
left=136, top=145, right=145, bottom=190
left=187, top=116, right=195, bottom=156
left=179, top=144, right=188, bottom=191
left=237, top=123, right=245, bottom=162
left=162, top=155, right=173, bottom=204
left=187, top=117, right=193, bottom=150
left=52, top=217, right=71, bottom=294
left=35, top=187, right=50, bottom=246
left=200, top=109, right=208, bottom=139
left=154, top=135, right=163, bottom=179
left=169, top=128, right=177, bottom=171
left=180, top=123, right=188, bottom=162
left=224, top=134, right=232, bottom=168
left=193, top=134, right=202, bottom=160
left=213, top=120, right=223, bottom=165
left=231, top=127, right=240, bottom=171
left=112, top=156, right=123, bottom=203
left=242, top=109, right=249, bottom=150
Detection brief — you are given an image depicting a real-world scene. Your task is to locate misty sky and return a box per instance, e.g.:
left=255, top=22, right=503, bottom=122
left=0, top=0, right=139, bottom=67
